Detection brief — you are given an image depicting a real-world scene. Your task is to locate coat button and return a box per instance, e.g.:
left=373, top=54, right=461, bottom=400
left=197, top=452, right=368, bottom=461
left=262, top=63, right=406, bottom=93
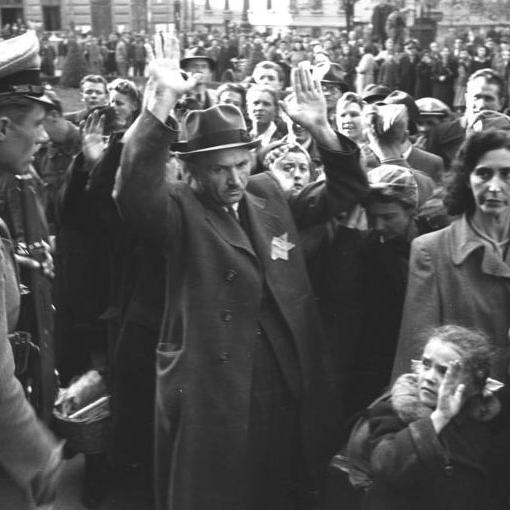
left=219, top=352, right=230, bottom=362
left=225, top=269, right=237, bottom=282
left=221, top=309, right=233, bottom=322
left=256, top=328, right=262, bottom=336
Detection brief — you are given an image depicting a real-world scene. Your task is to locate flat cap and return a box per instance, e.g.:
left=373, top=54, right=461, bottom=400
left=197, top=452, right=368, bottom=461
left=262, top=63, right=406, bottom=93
left=0, top=30, right=54, bottom=106
left=415, top=97, right=451, bottom=117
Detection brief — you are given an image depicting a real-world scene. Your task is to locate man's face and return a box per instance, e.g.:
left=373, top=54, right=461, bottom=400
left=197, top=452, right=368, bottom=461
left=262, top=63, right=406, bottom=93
left=81, top=80, right=107, bottom=111
left=365, top=201, right=413, bottom=241
left=271, top=151, right=311, bottom=194
left=252, top=67, right=282, bottom=91
left=184, top=59, right=213, bottom=84
left=218, top=90, right=244, bottom=111
left=429, top=41, right=439, bottom=53
left=465, top=77, right=502, bottom=123
left=417, top=116, right=442, bottom=136
left=322, top=83, right=343, bottom=110
left=247, top=90, right=277, bottom=125
left=192, top=148, right=253, bottom=206
left=0, top=103, right=49, bottom=172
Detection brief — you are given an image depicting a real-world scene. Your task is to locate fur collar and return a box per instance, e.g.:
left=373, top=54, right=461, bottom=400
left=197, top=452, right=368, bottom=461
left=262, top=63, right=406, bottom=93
left=391, top=374, right=502, bottom=424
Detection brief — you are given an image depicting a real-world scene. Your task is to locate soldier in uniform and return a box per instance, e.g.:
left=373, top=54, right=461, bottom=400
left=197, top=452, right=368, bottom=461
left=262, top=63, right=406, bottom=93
left=0, top=30, right=62, bottom=509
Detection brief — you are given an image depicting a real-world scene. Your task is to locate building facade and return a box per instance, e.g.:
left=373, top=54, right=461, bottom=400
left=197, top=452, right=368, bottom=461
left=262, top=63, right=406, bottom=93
left=1, top=0, right=510, bottom=36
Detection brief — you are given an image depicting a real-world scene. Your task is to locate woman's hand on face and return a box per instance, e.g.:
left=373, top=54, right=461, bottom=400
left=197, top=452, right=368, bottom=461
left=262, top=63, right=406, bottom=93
left=431, top=360, right=466, bottom=433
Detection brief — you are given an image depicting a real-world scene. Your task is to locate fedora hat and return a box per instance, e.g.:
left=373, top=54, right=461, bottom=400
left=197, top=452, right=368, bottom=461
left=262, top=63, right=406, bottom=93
left=0, top=30, right=54, bottom=107
left=180, top=55, right=216, bottom=71
left=172, top=104, right=260, bottom=156
left=313, top=62, right=349, bottom=92
left=361, top=84, right=390, bottom=104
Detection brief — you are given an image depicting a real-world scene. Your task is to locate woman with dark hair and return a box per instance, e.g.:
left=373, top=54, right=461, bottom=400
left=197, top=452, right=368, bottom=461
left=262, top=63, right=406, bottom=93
left=393, top=129, right=510, bottom=384
left=363, top=325, right=510, bottom=510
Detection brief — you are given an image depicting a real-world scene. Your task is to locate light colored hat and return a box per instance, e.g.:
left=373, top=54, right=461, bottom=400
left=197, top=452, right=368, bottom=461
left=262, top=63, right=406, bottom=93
left=469, top=110, right=510, bottom=132
left=367, top=164, right=419, bottom=209
left=415, top=97, right=451, bottom=117
left=0, top=30, right=54, bottom=106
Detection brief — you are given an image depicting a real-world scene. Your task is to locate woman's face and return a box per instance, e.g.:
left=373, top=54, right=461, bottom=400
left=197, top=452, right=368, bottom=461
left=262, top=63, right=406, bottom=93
left=469, top=147, right=510, bottom=219
left=336, top=102, right=363, bottom=141
left=247, top=90, right=276, bottom=126
left=417, top=338, right=466, bottom=409
left=109, top=90, right=137, bottom=127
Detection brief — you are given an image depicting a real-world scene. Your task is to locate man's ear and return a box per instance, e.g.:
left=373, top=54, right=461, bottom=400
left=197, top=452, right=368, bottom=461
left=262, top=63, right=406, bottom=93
left=0, top=117, right=11, bottom=141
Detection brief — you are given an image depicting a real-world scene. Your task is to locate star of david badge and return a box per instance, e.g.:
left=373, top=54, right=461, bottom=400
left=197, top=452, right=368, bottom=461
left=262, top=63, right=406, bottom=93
left=270, top=233, right=295, bottom=261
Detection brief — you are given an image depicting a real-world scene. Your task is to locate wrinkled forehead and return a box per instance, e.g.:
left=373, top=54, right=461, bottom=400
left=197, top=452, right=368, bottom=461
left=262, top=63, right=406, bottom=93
left=467, top=78, right=501, bottom=99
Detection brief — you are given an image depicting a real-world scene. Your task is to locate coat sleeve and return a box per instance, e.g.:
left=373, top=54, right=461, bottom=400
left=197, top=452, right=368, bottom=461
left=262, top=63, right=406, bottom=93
left=113, top=110, right=182, bottom=245
left=0, top=249, right=61, bottom=503
left=288, top=132, right=369, bottom=230
left=369, top=403, right=448, bottom=488
left=391, top=235, right=441, bottom=381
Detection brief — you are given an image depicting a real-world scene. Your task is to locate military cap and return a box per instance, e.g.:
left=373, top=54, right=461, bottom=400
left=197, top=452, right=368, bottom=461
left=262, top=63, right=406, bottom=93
left=0, top=30, right=54, bottom=106
left=180, top=55, right=216, bottom=71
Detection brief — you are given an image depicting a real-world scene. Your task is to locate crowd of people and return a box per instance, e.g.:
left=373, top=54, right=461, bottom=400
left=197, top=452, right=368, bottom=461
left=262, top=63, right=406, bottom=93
left=1, top=14, right=510, bottom=510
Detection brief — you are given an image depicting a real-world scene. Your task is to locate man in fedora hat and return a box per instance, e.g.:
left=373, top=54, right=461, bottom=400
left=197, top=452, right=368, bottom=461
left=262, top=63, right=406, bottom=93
left=115, top=34, right=367, bottom=510
left=0, top=30, right=61, bottom=509
left=177, top=55, right=217, bottom=114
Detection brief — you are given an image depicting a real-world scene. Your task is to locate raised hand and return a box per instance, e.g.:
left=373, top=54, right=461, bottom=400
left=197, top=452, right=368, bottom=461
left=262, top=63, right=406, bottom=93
left=81, top=109, right=106, bottom=165
left=144, top=32, right=198, bottom=121
left=280, top=63, right=328, bottom=132
left=431, top=360, right=466, bottom=433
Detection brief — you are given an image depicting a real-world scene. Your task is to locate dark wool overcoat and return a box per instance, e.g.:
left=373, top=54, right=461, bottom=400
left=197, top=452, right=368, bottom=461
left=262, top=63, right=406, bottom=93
left=115, top=110, right=368, bottom=510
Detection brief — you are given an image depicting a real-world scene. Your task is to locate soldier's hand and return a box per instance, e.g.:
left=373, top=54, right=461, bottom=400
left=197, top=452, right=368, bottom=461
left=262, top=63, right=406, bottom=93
left=144, top=33, right=198, bottom=122
left=81, top=109, right=106, bottom=165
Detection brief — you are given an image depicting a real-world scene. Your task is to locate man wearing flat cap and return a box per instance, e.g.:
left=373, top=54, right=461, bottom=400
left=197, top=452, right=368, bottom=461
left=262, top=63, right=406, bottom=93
left=0, top=30, right=61, bottom=509
left=115, top=34, right=368, bottom=510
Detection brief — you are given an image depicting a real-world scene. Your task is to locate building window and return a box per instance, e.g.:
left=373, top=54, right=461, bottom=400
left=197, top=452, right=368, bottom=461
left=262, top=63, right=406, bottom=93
left=42, top=5, right=61, bottom=30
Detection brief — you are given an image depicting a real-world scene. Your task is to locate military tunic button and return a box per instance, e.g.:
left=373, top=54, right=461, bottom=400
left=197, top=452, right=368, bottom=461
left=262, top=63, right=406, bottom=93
left=256, top=328, right=262, bottom=336
left=221, top=309, right=233, bottom=322
left=219, top=352, right=230, bottom=362
left=225, top=269, right=237, bottom=282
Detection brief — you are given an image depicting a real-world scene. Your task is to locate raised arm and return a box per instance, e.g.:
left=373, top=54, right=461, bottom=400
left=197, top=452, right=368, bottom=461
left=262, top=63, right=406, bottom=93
left=113, top=33, right=198, bottom=244
left=281, top=65, right=369, bottom=228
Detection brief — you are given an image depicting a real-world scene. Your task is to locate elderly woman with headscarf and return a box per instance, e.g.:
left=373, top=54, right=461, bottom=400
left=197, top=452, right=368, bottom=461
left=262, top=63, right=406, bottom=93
left=393, top=128, right=510, bottom=385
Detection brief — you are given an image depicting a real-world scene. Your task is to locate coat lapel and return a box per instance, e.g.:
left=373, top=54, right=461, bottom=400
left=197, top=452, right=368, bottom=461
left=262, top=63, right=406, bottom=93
left=243, top=191, right=290, bottom=266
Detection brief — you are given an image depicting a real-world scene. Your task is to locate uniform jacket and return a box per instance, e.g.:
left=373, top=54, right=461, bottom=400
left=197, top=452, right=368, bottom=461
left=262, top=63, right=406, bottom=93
left=114, top=110, right=368, bottom=510
left=0, top=220, right=61, bottom=509
left=393, top=215, right=510, bottom=382
left=366, top=374, right=510, bottom=510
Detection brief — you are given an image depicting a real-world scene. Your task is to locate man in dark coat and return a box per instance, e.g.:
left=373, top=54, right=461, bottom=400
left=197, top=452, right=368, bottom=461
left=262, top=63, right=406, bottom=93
left=114, top=35, right=368, bottom=510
